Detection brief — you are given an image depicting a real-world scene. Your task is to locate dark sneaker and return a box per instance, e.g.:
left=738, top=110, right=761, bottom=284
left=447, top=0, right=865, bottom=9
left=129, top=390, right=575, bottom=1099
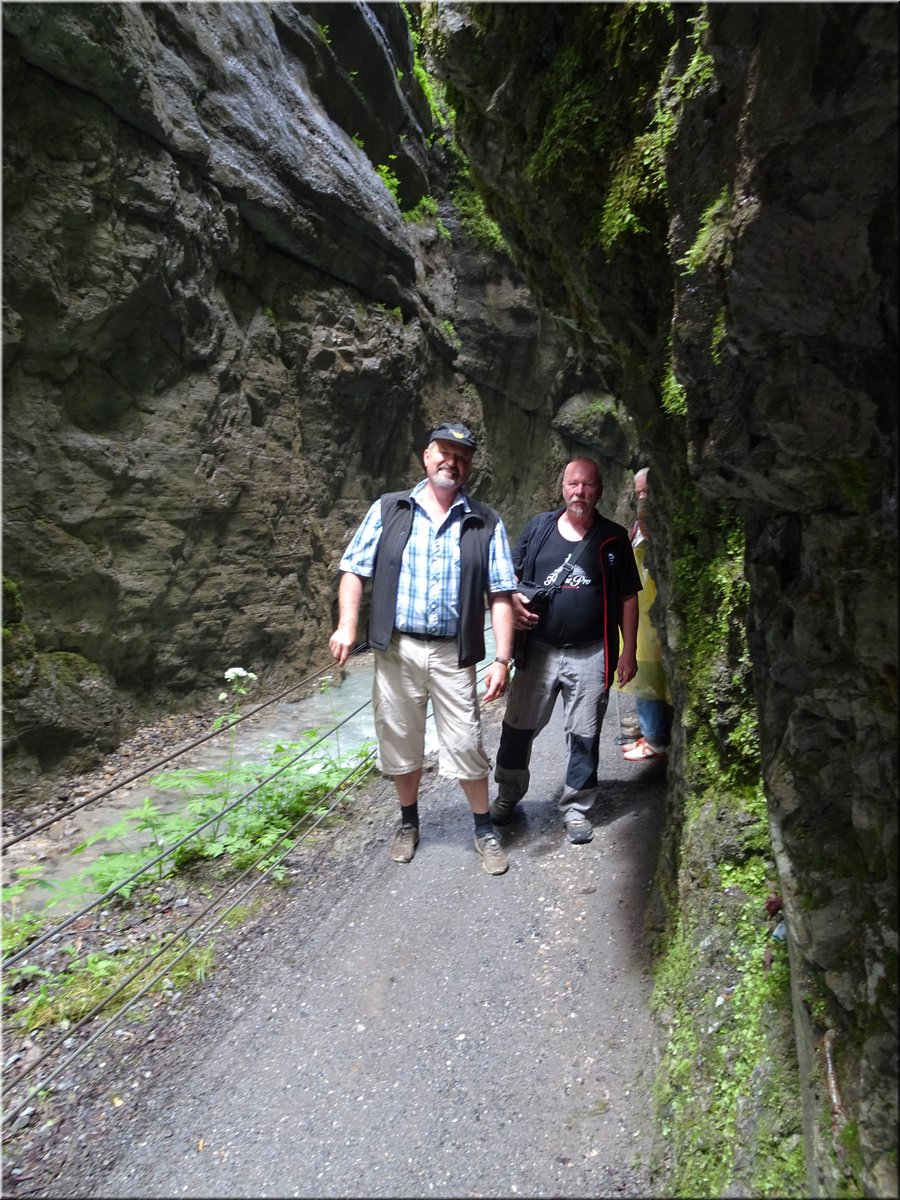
left=489, top=795, right=518, bottom=825
left=474, top=833, right=509, bottom=875
left=564, top=811, right=594, bottom=844
left=390, top=823, right=419, bottom=863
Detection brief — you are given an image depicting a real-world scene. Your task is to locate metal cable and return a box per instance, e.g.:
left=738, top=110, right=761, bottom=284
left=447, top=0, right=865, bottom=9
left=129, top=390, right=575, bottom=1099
left=2, top=696, right=375, bottom=970
left=1, top=747, right=382, bottom=1126
left=2, top=652, right=368, bottom=852
left=2, top=646, right=495, bottom=1123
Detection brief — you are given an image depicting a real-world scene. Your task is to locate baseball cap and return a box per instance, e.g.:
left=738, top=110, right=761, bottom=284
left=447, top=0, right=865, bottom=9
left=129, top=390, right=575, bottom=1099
left=429, top=422, right=477, bottom=450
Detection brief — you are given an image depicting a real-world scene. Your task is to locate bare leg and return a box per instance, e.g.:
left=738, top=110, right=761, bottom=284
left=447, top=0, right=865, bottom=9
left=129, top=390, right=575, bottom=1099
left=459, top=777, right=490, bottom=815
left=393, top=769, right=422, bottom=808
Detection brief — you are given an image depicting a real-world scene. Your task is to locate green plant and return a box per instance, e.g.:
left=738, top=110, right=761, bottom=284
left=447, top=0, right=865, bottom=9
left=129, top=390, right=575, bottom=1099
left=2, top=662, right=377, bottom=1055
left=660, top=365, right=687, bottom=417
left=452, top=176, right=506, bottom=252
left=215, top=665, right=258, bottom=727
left=401, top=2, right=449, bottom=125
left=215, top=665, right=259, bottom=804
left=440, top=319, right=460, bottom=348
left=678, top=187, right=733, bottom=274
left=2, top=865, right=50, bottom=954
left=6, top=940, right=216, bottom=1033
left=375, top=157, right=401, bottom=204
left=35, top=728, right=375, bottom=918
left=403, top=194, right=450, bottom=239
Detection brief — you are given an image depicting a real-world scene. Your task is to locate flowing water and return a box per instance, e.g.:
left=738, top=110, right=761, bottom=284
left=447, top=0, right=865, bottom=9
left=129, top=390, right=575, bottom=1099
left=7, top=638, right=498, bottom=917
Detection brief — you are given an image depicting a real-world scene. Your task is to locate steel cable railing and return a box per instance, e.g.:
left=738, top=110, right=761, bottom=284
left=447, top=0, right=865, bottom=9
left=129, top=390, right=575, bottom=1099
left=2, top=695, right=375, bottom=970
left=2, top=653, right=365, bottom=852
left=1, top=743, right=384, bottom=1127
left=2, top=650, right=496, bottom=1127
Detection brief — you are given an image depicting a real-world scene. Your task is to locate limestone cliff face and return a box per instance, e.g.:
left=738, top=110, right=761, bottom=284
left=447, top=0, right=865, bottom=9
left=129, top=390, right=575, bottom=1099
left=433, top=4, right=897, bottom=1196
left=2, top=2, right=618, bottom=787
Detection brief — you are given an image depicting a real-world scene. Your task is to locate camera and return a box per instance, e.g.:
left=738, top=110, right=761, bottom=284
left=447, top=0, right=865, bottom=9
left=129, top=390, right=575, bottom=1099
left=516, top=582, right=554, bottom=614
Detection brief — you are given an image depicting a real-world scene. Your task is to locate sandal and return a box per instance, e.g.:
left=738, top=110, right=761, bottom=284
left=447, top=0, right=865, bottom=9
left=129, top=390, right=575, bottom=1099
left=623, top=739, right=667, bottom=761
left=620, top=737, right=645, bottom=754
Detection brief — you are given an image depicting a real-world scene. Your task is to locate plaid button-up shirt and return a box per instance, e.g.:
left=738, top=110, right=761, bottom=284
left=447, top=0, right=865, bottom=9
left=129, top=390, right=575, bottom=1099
left=340, top=480, right=516, bottom=637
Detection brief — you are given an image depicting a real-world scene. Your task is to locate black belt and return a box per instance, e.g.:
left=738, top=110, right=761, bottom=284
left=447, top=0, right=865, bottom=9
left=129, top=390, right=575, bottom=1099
left=399, top=630, right=455, bottom=642
left=542, top=638, right=604, bottom=649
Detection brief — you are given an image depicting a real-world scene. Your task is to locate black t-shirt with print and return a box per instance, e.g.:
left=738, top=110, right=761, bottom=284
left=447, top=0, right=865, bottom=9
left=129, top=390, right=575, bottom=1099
left=530, top=526, right=604, bottom=646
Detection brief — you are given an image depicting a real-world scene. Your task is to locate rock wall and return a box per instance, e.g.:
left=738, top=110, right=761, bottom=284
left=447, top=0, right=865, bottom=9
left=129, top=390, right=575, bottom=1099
left=2, top=2, right=629, bottom=791
left=3, top=2, right=896, bottom=1195
left=432, top=3, right=897, bottom=1196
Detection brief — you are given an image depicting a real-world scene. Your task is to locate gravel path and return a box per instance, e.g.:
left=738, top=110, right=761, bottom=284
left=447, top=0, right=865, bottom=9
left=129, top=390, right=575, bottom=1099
left=4, top=696, right=667, bottom=1199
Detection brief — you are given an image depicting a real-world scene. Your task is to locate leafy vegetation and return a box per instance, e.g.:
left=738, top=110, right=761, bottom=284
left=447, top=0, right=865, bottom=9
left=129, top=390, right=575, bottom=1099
left=677, top=187, right=733, bottom=274
left=401, top=1, right=446, bottom=127
left=375, top=157, right=401, bottom=204
left=2, top=668, right=375, bottom=1042
left=642, top=483, right=806, bottom=1195
left=6, top=941, right=216, bottom=1034
left=660, top=364, right=687, bottom=417
left=451, top=170, right=507, bottom=253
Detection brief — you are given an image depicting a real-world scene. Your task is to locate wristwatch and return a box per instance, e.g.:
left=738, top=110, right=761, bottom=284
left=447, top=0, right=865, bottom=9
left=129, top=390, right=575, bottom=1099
left=494, top=657, right=513, bottom=668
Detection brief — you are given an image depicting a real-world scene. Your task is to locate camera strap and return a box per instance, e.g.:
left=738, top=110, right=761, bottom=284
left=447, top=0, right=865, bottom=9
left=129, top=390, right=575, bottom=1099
left=519, top=516, right=605, bottom=597
left=556, top=519, right=605, bottom=585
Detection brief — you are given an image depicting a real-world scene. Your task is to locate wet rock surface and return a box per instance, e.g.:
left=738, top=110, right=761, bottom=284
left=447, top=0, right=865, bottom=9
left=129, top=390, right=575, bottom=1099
left=2, top=697, right=668, bottom=1198
left=2, top=1, right=615, bottom=796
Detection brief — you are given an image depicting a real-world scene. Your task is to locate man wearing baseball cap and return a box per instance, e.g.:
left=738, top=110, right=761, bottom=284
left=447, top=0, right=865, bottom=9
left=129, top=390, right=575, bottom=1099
left=329, top=422, right=516, bottom=875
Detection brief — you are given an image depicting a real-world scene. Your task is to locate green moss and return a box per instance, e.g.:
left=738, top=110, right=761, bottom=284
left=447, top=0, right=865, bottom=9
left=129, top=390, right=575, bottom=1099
left=403, top=2, right=449, bottom=126
left=652, top=847, right=804, bottom=1196
left=512, top=3, right=678, bottom=255
left=660, top=365, right=687, bottom=416
left=2, top=579, right=36, bottom=695
left=452, top=171, right=507, bottom=252
left=597, top=125, right=667, bottom=249
left=678, top=186, right=733, bottom=274
left=827, top=456, right=872, bottom=516
left=669, top=505, right=756, bottom=792
left=568, top=395, right=618, bottom=434
left=646, top=480, right=804, bottom=1194
left=518, top=4, right=718, bottom=256
left=3, top=575, right=24, bottom=618
left=440, top=319, right=461, bottom=348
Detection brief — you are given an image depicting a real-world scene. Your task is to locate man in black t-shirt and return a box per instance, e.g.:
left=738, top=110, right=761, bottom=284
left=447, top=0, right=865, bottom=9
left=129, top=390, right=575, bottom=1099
left=491, top=459, right=640, bottom=843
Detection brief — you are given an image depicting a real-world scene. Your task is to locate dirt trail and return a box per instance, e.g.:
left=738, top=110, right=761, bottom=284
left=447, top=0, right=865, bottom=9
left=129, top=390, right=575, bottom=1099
left=5, top=696, right=667, bottom=1199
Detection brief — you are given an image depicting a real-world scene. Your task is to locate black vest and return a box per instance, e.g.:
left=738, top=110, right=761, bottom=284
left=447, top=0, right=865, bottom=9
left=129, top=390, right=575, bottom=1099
left=367, top=489, right=500, bottom=668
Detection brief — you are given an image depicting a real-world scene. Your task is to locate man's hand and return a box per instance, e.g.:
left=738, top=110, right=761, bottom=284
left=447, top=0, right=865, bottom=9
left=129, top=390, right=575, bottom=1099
left=511, top=591, right=540, bottom=631
left=329, top=573, right=363, bottom=667
left=329, top=629, right=354, bottom=667
left=616, top=650, right=637, bottom=688
left=482, top=662, right=509, bottom=703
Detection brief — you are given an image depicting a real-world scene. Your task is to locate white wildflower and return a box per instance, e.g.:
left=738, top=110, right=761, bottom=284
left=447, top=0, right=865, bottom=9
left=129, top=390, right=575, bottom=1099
left=224, top=667, right=248, bottom=681
left=218, top=692, right=228, bottom=702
